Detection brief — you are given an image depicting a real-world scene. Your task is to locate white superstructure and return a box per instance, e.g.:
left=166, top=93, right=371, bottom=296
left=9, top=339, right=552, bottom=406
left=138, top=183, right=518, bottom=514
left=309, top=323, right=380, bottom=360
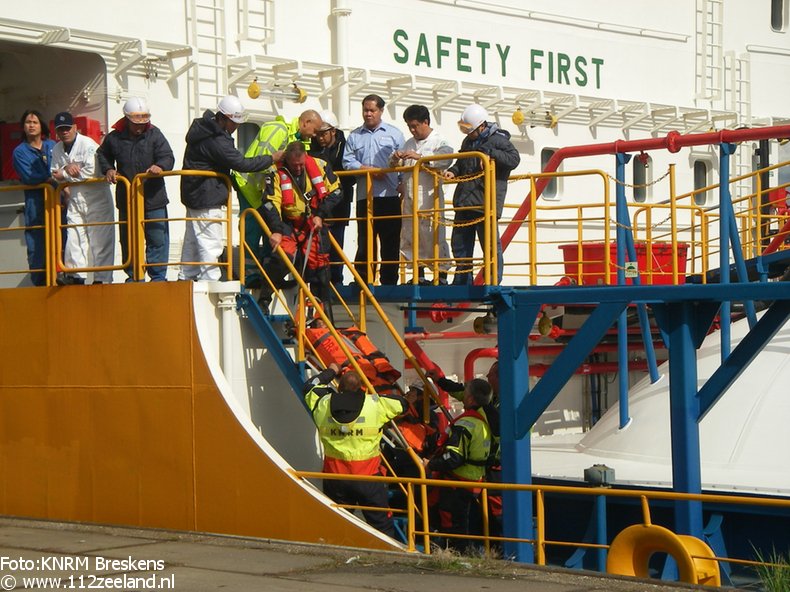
left=1, top=1, right=789, bottom=288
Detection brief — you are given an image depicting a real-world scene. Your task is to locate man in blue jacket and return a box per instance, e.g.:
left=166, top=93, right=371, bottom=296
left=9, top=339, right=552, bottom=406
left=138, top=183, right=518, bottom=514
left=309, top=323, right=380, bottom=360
left=97, top=98, right=175, bottom=281
left=444, top=104, right=520, bottom=285
left=178, top=95, right=281, bottom=282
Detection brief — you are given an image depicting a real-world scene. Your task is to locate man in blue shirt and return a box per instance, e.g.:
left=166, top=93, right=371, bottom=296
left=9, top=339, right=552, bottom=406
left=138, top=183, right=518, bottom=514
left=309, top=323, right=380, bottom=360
left=12, top=110, right=56, bottom=286
left=343, top=94, right=404, bottom=285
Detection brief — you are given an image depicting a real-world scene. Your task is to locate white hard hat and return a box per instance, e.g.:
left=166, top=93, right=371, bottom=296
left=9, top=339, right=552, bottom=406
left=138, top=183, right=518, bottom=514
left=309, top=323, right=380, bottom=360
left=123, top=97, right=150, bottom=124
left=318, top=110, right=338, bottom=131
left=217, top=95, right=248, bottom=124
left=458, top=103, right=488, bottom=134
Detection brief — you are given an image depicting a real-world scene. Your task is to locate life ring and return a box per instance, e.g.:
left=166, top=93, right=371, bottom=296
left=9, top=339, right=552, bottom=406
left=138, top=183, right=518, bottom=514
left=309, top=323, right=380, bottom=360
left=606, top=524, right=721, bottom=587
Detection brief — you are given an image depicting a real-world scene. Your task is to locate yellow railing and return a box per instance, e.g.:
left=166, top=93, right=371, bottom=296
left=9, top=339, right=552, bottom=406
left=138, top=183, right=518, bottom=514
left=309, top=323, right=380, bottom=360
left=1, top=170, right=235, bottom=285
left=53, top=176, right=133, bottom=279
left=336, top=151, right=497, bottom=286
left=130, top=170, right=234, bottom=281
left=632, top=161, right=790, bottom=283
left=291, top=467, right=790, bottom=581
left=8, top=159, right=787, bottom=288
left=0, top=182, right=56, bottom=284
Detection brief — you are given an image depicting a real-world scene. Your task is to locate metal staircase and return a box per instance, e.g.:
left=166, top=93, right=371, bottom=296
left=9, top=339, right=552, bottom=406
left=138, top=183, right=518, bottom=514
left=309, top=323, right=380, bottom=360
left=236, top=291, right=305, bottom=398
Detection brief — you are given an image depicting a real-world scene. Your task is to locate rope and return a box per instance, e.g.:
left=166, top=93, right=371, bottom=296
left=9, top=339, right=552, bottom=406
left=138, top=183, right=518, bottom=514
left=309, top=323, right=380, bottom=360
left=606, top=169, right=670, bottom=189
left=413, top=212, right=484, bottom=227
left=418, top=165, right=485, bottom=183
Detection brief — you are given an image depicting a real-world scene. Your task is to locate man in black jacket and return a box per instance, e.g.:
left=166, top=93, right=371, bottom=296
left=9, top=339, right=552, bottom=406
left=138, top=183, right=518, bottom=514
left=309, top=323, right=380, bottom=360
left=444, top=104, right=520, bottom=285
left=178, top=95, right=281, bottom=282
left=309, top=110, right=355, bottom=284
left=97, top=98, right=175, bottom=281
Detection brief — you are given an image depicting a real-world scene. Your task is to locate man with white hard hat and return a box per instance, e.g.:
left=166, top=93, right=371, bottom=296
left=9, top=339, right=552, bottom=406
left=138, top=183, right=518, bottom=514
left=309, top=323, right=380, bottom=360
left=179, top=95, right=280, bottom=281
left=444, top=104, right=520, bottom=285
left=309, top=109, right=356, bottom=284
left=97, top=97, right=175, bottom=281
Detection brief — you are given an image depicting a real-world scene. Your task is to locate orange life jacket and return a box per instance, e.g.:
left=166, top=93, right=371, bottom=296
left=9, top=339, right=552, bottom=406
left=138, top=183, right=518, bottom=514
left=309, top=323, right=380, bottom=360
left=396, top=402, right=438, bottom=453
left=278, top=155, right=328, bottom=212
left=341, top=326, right=402, bottom=380
left=305, top=327, right=378, bottom=381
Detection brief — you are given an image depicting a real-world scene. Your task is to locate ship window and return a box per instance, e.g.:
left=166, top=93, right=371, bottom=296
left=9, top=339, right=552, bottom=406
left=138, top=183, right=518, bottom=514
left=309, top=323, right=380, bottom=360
left=237, top=122, right=260, bottom=152
left=772, top=0, right=787, bottom=32
left=633, top=155, right=652, bottom=202
left=693, top=160, right=709, bottom=206
left=541, top=148, right=558, bottom=199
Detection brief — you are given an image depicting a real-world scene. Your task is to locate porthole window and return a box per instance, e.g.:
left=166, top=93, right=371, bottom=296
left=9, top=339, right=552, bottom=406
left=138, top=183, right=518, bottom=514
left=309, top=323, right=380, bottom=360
left=694, top=160, right=709, bottom=206
left=772, top=0, right=787, bottom=32
left=633, top=155, right=652, bottom=203
left=541, top=148, right=558, bottom=198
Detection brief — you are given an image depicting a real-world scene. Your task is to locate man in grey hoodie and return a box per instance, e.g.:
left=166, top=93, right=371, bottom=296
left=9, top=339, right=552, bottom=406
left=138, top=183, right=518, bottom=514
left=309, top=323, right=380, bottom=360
left=444, top=104, right=520, bottom=285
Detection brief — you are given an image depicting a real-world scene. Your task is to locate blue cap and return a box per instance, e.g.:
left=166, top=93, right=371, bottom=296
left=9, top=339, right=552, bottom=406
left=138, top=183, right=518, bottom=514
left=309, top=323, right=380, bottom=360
left=54, top=112, right=74, bottom=129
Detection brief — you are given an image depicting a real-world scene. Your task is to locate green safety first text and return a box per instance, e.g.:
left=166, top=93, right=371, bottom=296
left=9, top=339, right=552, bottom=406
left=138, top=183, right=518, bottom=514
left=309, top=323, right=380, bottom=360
left=392, top=29, right=604, bottom=89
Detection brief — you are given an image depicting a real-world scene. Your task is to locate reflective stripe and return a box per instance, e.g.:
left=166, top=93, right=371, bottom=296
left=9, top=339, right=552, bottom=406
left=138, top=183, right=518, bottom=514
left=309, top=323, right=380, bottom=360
left=306, top=385, right=403, bottom=464
left=234, top=120, right=292, bottom=207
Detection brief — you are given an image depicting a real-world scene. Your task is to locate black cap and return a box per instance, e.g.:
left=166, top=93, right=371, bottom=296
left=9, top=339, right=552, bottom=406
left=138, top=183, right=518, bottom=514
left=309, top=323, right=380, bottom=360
left=54, top=112, right=74, bottom=129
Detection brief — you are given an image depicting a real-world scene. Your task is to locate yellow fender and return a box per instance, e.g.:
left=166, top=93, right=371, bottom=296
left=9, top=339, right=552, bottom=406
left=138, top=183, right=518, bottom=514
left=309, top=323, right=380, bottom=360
left=606, top=524, right=721, bottom=587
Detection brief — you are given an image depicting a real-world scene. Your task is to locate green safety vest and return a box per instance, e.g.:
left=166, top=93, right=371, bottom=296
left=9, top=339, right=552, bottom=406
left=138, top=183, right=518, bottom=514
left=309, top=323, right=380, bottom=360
left=234, top=116, right=309, bottom=208
left=447, top=408, right=492, bottom=481
left=306, top=388, right=404, bottom=464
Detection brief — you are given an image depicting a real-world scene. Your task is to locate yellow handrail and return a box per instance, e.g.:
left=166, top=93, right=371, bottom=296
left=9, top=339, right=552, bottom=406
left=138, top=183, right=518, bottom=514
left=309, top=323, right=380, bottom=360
left=53, top=176, right=132, bottom=278
left=292, top=467, right=790, bottom=572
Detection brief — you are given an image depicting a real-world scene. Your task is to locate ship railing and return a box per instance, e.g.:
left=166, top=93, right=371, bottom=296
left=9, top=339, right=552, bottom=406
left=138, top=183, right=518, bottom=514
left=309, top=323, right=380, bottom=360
left=631, top=160, right=790, bottom=283
left=130, top=170, right=234, bottom=282
left=52, top=176, right=134, bottom=281
left=291, top=467, right=790, bottom=586
left=0, top=182, right=56, bottom=285
left=335, top=151, right=498, bottom=286
left=0, top=177, right=135, bottom=285
left=499, top=169, right=614, bottom=286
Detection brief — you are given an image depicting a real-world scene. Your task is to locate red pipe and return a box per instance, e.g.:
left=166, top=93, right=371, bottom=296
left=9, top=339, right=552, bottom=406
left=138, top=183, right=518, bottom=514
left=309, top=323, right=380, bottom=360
left=529, top=360, right=656, bottom=377
left=762, top=218, right=790, bottom=255
left=464, top=348, right=500, bottom=380
left=463, top=342, right=666, bottom=380
left=499, top=125, right=790, bottom=258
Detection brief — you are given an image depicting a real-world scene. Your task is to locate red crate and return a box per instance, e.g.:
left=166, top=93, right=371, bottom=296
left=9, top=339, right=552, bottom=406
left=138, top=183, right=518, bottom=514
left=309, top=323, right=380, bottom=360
left=0, top=122, right=24, bottom=181
left=560, top=241, right=688, bottom=285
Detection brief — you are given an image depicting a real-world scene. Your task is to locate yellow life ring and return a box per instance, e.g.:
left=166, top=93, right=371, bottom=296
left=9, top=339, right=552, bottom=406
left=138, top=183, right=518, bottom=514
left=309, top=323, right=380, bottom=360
left=606, top=524, right=721, bottom=587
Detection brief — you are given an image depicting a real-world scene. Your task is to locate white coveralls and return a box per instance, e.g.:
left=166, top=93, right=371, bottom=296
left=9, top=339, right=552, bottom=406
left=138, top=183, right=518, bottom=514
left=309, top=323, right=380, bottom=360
left=51, top=133, right=115, bottom=283
left=397, top=129, right=453, bottom=272
left=178, top=206, right=225, bottom=281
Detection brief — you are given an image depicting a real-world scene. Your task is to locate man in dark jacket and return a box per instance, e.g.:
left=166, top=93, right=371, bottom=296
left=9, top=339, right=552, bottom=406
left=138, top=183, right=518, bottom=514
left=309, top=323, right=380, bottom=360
left=178, top=95, right=281, bottom=281
left=444, top=104, right=520, bottom=285
left=309, top=110, right=355, bottom=284
left=97, top=98, right=175, bottom=281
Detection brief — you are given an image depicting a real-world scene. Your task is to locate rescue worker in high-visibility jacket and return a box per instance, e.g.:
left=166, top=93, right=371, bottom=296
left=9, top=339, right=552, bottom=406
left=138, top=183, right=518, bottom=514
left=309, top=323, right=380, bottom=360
left=304, top=363, right=407, bottom=537
left=424, top=377, right=493, bottom=552
left=258, top=141, right=342, bottom=311
left=428, top=365, right=502, bottom=548
left=233, top=110, right=322, bottom=288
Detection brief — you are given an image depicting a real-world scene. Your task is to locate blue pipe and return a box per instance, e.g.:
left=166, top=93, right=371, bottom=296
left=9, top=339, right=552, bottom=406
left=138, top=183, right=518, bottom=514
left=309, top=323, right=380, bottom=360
left=615, top=154, right=631, bottom=429
left=718, top=144, right=733, bottom=361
